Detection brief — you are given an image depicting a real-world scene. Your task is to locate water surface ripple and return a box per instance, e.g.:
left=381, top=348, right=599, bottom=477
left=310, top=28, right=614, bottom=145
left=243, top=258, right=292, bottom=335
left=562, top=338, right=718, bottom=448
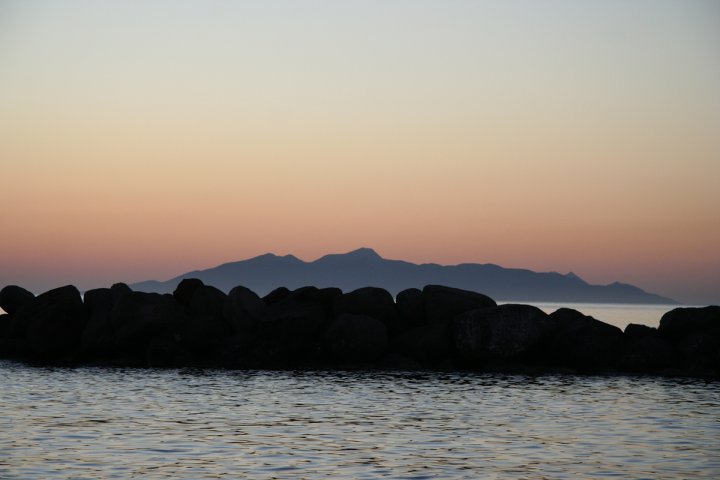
left=1, top=361, right=718, bottom=478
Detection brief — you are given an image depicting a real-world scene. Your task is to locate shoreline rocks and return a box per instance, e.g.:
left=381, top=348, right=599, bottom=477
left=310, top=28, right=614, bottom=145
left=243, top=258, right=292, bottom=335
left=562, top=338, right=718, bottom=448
left=0, top=283, right=717, bottom=377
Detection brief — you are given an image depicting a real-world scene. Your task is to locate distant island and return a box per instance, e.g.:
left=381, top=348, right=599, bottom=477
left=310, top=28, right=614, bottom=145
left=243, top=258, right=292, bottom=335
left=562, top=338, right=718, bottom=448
left=132, top=248, right=676, bottom=304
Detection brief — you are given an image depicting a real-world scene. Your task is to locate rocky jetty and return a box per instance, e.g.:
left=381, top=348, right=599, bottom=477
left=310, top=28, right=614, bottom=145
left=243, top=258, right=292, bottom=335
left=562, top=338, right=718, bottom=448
left=0, top=282, right=717, bottom=376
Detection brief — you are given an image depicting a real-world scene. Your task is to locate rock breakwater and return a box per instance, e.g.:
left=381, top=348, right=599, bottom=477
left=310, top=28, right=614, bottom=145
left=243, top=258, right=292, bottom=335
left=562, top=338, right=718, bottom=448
left=1, top=282, right=717, bottom=376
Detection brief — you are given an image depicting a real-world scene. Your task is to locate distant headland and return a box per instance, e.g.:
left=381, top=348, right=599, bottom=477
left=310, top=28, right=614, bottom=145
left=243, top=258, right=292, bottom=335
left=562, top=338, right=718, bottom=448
left=0, top=281, right=717, bottom=376
left=131, top=248, right=676, bottom=304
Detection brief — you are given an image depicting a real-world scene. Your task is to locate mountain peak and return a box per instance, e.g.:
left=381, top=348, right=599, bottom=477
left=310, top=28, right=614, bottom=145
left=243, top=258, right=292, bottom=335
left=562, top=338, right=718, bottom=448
left=345, top=247, right=381, bottom=259
left=565, top=271, right=583, bottom=281
left=243, top=252, right=302, bottom=264
left=314, top=247, right=383, bottom=264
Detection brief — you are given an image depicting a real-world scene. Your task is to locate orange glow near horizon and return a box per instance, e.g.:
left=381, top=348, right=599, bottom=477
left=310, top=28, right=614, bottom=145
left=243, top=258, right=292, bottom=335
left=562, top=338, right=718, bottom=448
left=1, top=1, right=719, bottom=304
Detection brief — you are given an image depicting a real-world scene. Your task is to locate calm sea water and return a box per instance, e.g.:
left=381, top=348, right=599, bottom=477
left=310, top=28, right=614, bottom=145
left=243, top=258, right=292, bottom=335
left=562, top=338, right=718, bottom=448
left=1, top=362, right=719, bottom=479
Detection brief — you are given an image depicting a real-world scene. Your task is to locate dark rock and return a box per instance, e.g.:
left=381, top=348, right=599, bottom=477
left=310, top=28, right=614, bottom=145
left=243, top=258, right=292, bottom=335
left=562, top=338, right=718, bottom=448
left=173, top=278, right=205, bottom=307
left=223, top=286, right=266, bottom=333
left=186, top=285, right=233, bottom=351
left=541, top=308, right=624, bottom=370
left=317, top=287, right=343, bottom=316
left=423, top=285, right=496, bottom=325
left=624, top=323, right=658, bottom=340
left=255, top=303, right=327, bottom=364
left=84, top=288, right=112, bottom=312
left=81, top=288, right=114, bottom=354
left=284, top=286, right=341, bottom=318
left=189, top=285, right=227, bottom=319
left=378, top=353, right=423, bottom=370
left=396, top=288, right=424, bottom=330
left=110, top=282, right=132, bottom=300
left=658, top=306, right=720, bottom=338
left=144, top=334, right=180, bottom=367
left=0, top=313, right=23, bottom=357
left=268, top=286, right=336, bottom=318
left=37, top=285, right=82, bottom=308
left=110, top=291, right=174, bottom=353
left=263, top=287, right=291, bottom=305
left=394, top=323, right=452, bottom=364
left=148, top=301, right=209, bottom=362
left=325, top=314, right=388, bottom=364
left=0, top=313, right=9, bottom=337
left=657, top=306, right=720, bottom=374
left=11, top=285, right=86, bottom=358
left=107, top=290, right=190, bottom=364
left=675, top=329, right=720, bottom=373
left=620, top=335, right=679, bottom=371
left=286, top=286, right=327, bottom=303
left=0, top=285, right=35, bottom=315
left=334, top=287, right=398, bottom=331
left=251, top=287, right=336, bottom=363
left=110, top=290, right=163, bottom=331
left=454, top=304, right=549, bottom=363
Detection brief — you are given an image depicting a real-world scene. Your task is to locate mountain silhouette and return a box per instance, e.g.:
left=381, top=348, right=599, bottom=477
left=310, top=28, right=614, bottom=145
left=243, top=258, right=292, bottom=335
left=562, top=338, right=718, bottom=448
left=131, top=247, right=676, bottom=304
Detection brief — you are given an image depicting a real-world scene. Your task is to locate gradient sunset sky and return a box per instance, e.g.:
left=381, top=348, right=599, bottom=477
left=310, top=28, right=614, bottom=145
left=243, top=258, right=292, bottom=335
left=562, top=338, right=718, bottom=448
left=1, top=1, right=718, bottom=304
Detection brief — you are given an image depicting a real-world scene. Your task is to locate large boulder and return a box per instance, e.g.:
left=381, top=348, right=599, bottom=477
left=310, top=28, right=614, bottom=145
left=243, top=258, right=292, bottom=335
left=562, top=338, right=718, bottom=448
left=265, top=286, right=339, bottom=320
left=109, top=290, right=175, bottom=356
left=0, top=313, right=9, bottom=337
left=620, top=323, right=683, bottom=371
left=325, top=314, right=388, bottom=364
left=108, top=296, right=201, bottom=365
left=223, top=286, right=266, bottom=333
left=252, top=287, right=333, bottom=364
left=173, top=278, right=205, bottom=307
left=0, top=313, right=20, bottom=357
left=110, top=282, right=132, bottom=301
left=263, top=287, right=291, bottom=305
left=423, top=285, right=496, bottom=325
left=624, top=323, right=658, bottom=341
left=454, top=304, right=549, bottom=363
left=394, top=323, right=452, bottom=364
left=658, top=306, right=720, bottom=338
left=81, top=288, right=114, bottom=354
left=189, top=285, right=227, bottom=319
left=144, top=301, right=201, bottom=363
left=658, top=306, right=720, bottom=373
left=288, top=286, right=342, bottom=318
left=540, top=308, right=624, bottom=370
left=110, top=290, right=165, bottom=331
left=0, top=285, right=35, bottom=315
left=10, top=285, right=86, bottom=358
left=185, top=285, right=233, bottom=353
left=396, top=288, right=424, bottom=331
left=675, top=331, right=720, bottom=373
left=334, top=287, right=398, bottom=330
left=255, top=305, right=327, bottom=364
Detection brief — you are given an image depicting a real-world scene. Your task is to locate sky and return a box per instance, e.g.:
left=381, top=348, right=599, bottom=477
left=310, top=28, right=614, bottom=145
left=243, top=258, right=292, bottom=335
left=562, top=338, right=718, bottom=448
left=0, top=0, right=718, bottom=304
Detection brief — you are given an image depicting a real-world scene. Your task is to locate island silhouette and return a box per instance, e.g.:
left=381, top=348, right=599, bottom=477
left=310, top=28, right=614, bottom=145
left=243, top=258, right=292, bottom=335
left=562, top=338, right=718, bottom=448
left=132, top=248, right=675, bottom=304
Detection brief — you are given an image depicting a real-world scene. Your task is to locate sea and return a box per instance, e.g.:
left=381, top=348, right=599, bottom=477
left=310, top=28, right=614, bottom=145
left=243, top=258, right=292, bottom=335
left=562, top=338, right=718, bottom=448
left=1, top=303, right=718, bottom=479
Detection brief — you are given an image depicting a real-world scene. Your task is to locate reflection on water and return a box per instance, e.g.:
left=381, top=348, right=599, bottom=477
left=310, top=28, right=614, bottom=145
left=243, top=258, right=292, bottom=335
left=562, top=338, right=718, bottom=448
left=1, top=361, right=718, bottom=478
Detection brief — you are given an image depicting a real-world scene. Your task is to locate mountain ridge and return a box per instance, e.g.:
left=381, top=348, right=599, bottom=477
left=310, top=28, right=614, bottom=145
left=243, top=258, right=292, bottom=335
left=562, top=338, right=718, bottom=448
left=131, top=248, right=677, bottom=304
